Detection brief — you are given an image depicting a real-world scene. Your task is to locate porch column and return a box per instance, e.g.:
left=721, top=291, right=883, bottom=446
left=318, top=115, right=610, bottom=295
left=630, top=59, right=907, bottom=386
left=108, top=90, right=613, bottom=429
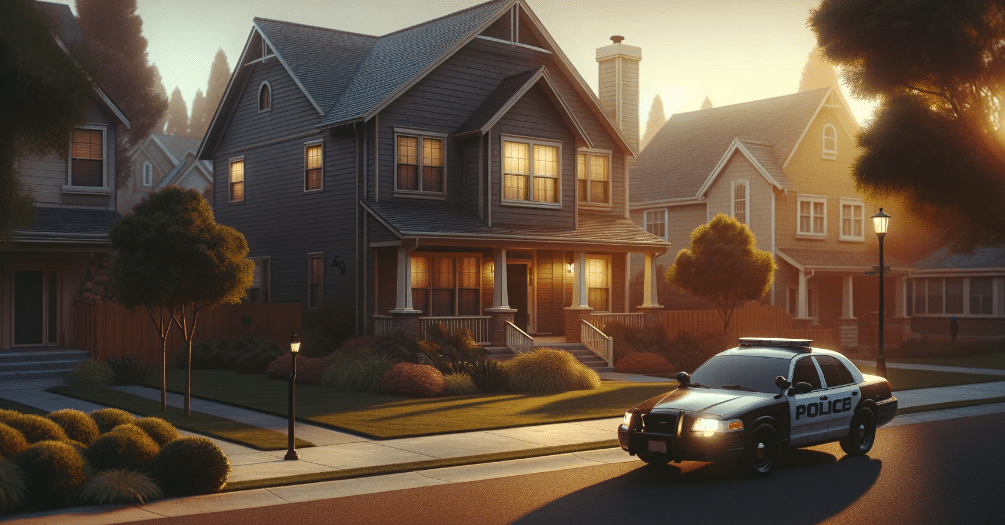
left=564, top=251, right=594, bottom=343
left=390, top=243, right=421, bottom=339
left=486, top=248, right=516, bottom=347
left=637, top=252, right=664, bottom=327
left=838, top=274, right=858, bottom=350
left=895, top=276, right=908, bottom=318
left=796, top=269, right=809, bottom=320
left=841, top=275, right=855, bottom=319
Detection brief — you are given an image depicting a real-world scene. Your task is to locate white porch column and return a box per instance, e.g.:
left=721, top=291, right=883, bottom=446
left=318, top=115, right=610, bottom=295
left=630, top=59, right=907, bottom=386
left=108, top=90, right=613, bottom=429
left=573, top=251, right=589, bottom=308
left=896, top=276, right=909, bottom=318
left=492, top=248, right=509, bottom=309
left=392, top=243, right=417, bottom=312
left=841, top=275, right=855, bottom=319
left=797, top=269, right=809, bottom=319
left=641, top=252, right=662, bottom=308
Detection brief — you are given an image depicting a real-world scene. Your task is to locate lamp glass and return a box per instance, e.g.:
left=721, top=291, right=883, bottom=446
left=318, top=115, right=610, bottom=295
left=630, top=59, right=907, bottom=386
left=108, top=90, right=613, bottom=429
left=289, top=331, right=301, bottom=353
left=872, top=209, right=890, bottom=235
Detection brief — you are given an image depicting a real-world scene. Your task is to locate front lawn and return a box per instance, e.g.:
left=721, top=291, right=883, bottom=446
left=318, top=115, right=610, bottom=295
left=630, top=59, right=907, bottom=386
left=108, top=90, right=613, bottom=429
left=855, top=365, right=1004, bottom=391
left=891, top=352, right=1005, bottom=370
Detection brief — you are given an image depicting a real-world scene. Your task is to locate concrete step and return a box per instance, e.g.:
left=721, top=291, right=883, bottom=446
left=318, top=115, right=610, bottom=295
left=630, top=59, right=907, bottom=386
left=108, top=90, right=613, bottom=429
left=0, top=349, right=89, bottom=364
left=485, top=344, right=612, bottom=372
left=0, top=348, right=90, bottom=381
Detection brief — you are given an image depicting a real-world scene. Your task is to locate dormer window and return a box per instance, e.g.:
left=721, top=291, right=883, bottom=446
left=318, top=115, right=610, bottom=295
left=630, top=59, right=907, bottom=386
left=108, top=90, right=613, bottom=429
left=822, top=124, right=836, bottom=159
left=142, top=161, right=153, bottom=187
left=395, top=131, right=445, bottom=194
left=732, top=180, right=749, bottom=224
left=258, top=82, right=271, bottom=113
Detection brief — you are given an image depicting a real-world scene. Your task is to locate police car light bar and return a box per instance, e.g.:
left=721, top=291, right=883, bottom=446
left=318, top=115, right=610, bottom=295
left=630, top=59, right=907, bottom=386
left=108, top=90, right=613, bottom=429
left=738, top=337, right=813, bottom=351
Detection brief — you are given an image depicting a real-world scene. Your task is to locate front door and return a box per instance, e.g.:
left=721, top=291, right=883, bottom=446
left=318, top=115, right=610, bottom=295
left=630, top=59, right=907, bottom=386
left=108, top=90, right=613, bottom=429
left=13, top=270, right=59, bottom=347
left=507, top=264, right=528, bottom=332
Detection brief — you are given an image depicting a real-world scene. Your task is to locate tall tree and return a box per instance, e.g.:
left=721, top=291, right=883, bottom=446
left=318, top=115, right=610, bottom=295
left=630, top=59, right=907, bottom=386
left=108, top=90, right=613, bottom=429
left=188, top=48, right=231, bottom=140
left=798, top=45, right=841, bottom=93
left=164, top=87, right=188, bottom=136
left=0, top=0, right=91, bottom=239
left=666, top=214, right=776, bottom=335
left=640, top=94, right=666, bottom=151
left=75, top=0, right=167, bottom=189
left=188, top=89, right=206, bottom=138
left=810, top=0, right=1005, bottom=249
left=700, top=97, right=714, bottom=110
left=150, top=63, right=168, bottom=135
left=110, top=187, right=254, bottom=414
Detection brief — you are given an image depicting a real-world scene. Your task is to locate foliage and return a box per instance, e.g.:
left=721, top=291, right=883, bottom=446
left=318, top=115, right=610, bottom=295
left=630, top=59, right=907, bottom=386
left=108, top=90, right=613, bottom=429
left=45, top=409, right=99, bottom=446
left=810, top=0, right=1005, bottom=249
left=373, top=330, right=427, bottom=365
left=641, top=93, right=667, bottom=151
left=65, top=358, right=115, bottom=388
left=442, top=372, right=479, bottom=396
left=669, top=331, right=724, bottom=374
left=133, top=417, right=179, bottom=447
left=264, top=354, right=328, bottom=385
left=321, top=352, right=395, bottom=392
left=666, top=214, right=777, bottom=334
left=0, top=414, right=69, bottom=444
left=335, top=336, right=381, bottom=354
left=108, top=356, right=150, bottom=385
left=78, top=254, right=114, bottom=302
left=154, top=436, right=230, bottom=496
left=0, top=423, right=28, bottom=458
left=84, top=425, right=159, bottom=472
left=188, top=48, right=230, bottom=139
left=175, top=336, right=282, bottom=375
left=164, top=87, right=188, bottom=136
left=452, top=359, right=509, bottom=393
left=80, top=469, right=162, bottom=505
left=90, top=408, right=135, bottom=434
left=300, top=301, right=354, bottom=358
left=615, top=352, right=674, bottom=375
left=377, top=363, right=446, bottom=397
left=422, top=324, right=487, bottom=368
left=798, top=46, right=841, bottom=93
left=0, top=459, right=26, bottom=514
left=504, top=348, right=601, bottom=393
left=604, top=321, right=672, bottom=365
left=11, top=440, right=88, bottom=510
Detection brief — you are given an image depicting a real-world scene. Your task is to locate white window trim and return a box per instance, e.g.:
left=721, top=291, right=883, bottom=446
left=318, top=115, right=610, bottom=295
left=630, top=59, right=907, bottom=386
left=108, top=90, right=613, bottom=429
left=731, top=179, right=749, bottom=225
left=303, top=139, right=323, bottom=193
left=822, top=123, right=837, bottom=160
left=66, top=123, right=108, bottom=190
left=141, top=161, right=153, bottom=187
left=393, top=129, right=447, bottom=197
left=912, top=276, right=1001, bottom=318
left=586, top=254, right=612, bottom=313
left=796, top=194, right=827, bottom=238
left=838, top=197, right=865, bottom=242
left=576, top=148, right=613, bottom=209
left=501, top=135, right=563, bottom=209
left=307, top=252, right=324, bottom=310
left=258, top=81, right=272, bottom=113
left=228, top=156, right=245, bottom=204
left=643, top=209, right=667, bottom=241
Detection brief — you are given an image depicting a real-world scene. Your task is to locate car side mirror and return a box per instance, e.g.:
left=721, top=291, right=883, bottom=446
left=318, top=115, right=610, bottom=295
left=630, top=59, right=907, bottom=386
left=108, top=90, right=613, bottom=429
left=788, top=382, right=813, bottom=395
left=775, top=376, right=790, bottom=390
left=676, top=371, right=690, bottom=386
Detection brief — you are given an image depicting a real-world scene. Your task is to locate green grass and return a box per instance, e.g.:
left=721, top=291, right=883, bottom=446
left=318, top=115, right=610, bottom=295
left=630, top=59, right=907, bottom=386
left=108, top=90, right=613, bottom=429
left=855, top=365, right=1005, bottom=391
left=49, top=386, right=314, bottom=451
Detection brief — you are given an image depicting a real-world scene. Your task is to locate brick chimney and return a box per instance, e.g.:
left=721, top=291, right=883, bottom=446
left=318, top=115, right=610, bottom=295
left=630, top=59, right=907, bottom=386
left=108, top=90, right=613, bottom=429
left=596, top=35, right=641, bottom=152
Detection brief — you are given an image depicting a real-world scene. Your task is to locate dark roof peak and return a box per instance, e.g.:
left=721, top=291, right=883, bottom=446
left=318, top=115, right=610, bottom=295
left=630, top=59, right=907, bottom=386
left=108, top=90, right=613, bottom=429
left=253, top=16, right=377, bottom=40
left=381, top=0, right=510, bottom=39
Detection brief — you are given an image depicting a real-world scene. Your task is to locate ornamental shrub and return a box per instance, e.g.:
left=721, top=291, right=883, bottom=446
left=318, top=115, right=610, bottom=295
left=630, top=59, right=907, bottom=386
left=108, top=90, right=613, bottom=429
left=335, top=336, right=380, bottom=354
left=80, top=469, right=162, bottom=505
left=12, top=440, right=88, bottom=510
left=154, top=437, right=230, bottom=496
left=505, top=348, right=601, bottom=393
left=455, top=358, right=508, bottom=393
left=670, top=331, right=723, bottom=374
left=322, top=352, right=395, bottom=392
left=84, top=424, right=159, bottom=472
left=2, top=414, right=69, bottom=444
left=265, top=353, right=328, bottom=384
left=0, top=459, right=27, bottom=514
left=107, top=356, right=150, bottom=385
left=443, top=372, right=479, bottom=396
left=0, top=424, right=28, bottom=458
left=615, top=352, right=674, bottom=375
left=65, top=358, right=115, bottom=387
left=46, top=409, right=100, bottom=446
left=134, top=417, right=179, bottom=447
left=90, top=408, right=135, bottom=434
left=377, top=362, right=446, bottom=397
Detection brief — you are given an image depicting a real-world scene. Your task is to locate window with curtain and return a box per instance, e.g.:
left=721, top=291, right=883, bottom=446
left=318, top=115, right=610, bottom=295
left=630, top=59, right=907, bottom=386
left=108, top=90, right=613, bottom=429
left=577, top=151, right=610, bottom=205
left=71, top=128, right=103, bottom=187
left=586, top=256, right=610, bottom=312
left=411, top=255, right=481, bottom=316
left=396, top=134, right=444, bottom=193
left=304, top=142, right=323, bottom=191
left=229, top=158, right=244, bottom=202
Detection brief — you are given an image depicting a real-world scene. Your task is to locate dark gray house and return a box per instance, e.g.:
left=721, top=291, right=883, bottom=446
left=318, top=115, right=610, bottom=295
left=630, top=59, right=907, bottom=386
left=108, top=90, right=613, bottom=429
left=198, top=0, right=669, bottom=346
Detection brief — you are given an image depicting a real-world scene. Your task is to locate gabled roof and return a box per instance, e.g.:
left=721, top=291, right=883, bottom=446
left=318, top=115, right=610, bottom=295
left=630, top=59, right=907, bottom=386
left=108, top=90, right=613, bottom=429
left=695, top=139, right=795, bottom=197
left=146, top=134, right=202, bottom=165
left=156, top=151, right=213, bottom=190
left=633, top=88, right=834, bottom=204
left=776, top=247, right=906, bottom=273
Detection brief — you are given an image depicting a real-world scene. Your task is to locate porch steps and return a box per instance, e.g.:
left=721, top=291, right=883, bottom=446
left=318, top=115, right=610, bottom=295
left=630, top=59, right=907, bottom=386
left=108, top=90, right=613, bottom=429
left=486, top=342, right=614, bottom=373
left=0, top=348, right=91, bottom=381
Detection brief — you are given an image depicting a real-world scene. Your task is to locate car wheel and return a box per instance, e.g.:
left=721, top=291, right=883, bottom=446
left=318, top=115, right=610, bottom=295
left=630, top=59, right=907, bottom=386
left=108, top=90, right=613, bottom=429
left=638, top=453, right=669, bottom=466
left=840, top=408, right=876, bottom=456
left=742, top=423, right=779, bottom=477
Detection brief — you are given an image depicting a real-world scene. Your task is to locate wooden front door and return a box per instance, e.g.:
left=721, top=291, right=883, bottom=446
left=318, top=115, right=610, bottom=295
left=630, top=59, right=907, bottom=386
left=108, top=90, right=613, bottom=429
left=13, top=270, right=59, bottom=347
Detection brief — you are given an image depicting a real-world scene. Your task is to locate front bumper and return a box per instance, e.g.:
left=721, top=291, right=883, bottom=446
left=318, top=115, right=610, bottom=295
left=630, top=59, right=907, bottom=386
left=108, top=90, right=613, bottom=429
left=618, top=423, right=747, bottom=463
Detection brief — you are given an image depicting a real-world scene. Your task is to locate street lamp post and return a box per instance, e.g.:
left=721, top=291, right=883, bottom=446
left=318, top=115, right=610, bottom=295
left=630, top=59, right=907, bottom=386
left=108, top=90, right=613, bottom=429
left=872, top=208, right=890, bottom=378
left=285, top=330, right=301, bottom=460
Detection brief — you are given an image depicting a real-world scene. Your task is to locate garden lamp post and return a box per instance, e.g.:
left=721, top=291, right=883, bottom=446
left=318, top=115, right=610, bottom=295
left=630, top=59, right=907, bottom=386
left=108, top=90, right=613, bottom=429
left=285, top=330, right=301, bottom=460
left=872, top=208, right=890, bottom=378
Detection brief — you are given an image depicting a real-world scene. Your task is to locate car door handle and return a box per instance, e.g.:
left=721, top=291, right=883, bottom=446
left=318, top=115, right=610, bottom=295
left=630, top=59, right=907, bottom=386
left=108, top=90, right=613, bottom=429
left=819, top=396, right=828, bottom=400
left=852, top=392, right=858, bottom=396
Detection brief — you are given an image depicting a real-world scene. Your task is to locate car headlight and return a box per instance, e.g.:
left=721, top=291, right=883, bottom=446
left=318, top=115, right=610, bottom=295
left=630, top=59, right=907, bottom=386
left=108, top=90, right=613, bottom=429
left=691, top=418, right=743, bottom=437
left=623, top=411, right=633, bottom=427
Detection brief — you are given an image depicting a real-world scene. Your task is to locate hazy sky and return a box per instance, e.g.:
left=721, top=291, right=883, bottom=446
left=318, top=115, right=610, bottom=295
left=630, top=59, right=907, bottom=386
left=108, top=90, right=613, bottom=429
left=49, top=0, right=876, bottom=128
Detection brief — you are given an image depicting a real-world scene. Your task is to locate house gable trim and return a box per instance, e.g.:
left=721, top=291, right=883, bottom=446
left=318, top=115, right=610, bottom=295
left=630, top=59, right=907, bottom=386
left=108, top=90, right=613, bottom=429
left=696, top=138, right=786, bottom=197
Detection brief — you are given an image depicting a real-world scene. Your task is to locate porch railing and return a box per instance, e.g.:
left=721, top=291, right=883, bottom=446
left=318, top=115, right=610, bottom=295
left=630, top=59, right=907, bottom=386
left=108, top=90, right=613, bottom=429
left=581, top=319, right=614, bottom=367
left=505, top=322, right=534, bottom=354
left=589, top=312, right=644, bottom=331
left=419, top=316, right=491, bottom=345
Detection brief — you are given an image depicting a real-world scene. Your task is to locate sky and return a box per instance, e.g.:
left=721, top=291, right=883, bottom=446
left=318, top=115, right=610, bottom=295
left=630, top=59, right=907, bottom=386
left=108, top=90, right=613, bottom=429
left=48, top=0, right=877, bottom=128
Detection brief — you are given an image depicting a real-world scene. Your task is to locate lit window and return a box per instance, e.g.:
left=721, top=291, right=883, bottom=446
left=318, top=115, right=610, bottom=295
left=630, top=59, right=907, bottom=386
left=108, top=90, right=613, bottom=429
left=798, top=196, right=826, bottom=236
left=71, top=128, right=104, bottom=187
left=577, top=151, right=610, bottom=205
left=304, top=142, right=323, bottom=191
left=732, top=180, right=748, bottom=224
left=644, top=209, right=666, bottom=240
left=822, top=124, right=836, bottom=159
left=411, top=255, right=481, bottom=316
left=229, top=158, right=244, bottom=203
left=586, top=256, right=610, bottom=312
left=396, top=135, right=444, bottom=193
left=308, top=253, right=323, bottom=309
left=259, top=82, right=271, bottom=112
left=503, top=138, right=560, bottom=205
left=839, top=199, right=864, bottom=241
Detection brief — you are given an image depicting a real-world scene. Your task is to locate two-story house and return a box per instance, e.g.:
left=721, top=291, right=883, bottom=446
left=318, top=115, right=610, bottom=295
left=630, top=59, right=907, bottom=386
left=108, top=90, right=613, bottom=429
left=1, top=2, right=129, bottom=349
left=198, top=0, right=669, bottom=346
left=118, top=134, right=213, bottom=212
left=631, top=88, right=911, bottom=349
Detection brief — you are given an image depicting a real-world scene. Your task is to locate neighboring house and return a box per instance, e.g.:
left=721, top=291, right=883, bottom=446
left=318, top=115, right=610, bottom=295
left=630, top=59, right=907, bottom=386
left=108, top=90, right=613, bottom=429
left=119, top=134, right=213, bottom=211
left=1, top=2, right=129, bottom=348
left=198, top=0, right=669, bottom=344
left=631, top=88, right=912, bottom=349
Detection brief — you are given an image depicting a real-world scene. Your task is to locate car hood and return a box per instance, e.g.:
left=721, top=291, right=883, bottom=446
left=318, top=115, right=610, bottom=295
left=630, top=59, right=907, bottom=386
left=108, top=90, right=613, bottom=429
left=650, top=388, right=771, bottom=417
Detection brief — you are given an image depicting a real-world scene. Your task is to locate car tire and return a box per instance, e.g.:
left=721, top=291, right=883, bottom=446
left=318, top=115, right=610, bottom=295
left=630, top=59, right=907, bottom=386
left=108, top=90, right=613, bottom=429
left=840, top=408, right=876, bottom=456
left=638, top=453, right=669, bottom=466
left=742, top=423, right=779, bottom=478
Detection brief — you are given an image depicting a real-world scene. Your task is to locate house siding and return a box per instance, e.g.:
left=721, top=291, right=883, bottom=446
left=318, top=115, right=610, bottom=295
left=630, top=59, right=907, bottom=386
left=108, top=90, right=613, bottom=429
left=704, top=152, right=774, bottom=252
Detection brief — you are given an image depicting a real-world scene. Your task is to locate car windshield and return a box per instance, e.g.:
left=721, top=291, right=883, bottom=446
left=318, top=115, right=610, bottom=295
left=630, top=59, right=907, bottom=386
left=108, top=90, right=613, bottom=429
left=687, top=355, right=791, bottom=393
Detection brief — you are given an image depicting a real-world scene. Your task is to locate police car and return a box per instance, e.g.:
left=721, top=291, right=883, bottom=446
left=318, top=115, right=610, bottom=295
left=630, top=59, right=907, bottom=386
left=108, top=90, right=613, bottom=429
left=618, top=338, right=897, bottom=477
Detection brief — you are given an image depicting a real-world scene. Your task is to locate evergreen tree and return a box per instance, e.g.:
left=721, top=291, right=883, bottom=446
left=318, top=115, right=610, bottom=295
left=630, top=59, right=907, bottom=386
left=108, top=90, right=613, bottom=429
left=188, top=48, right=231, bottom=139
left=164, top=87, right=188, bottom=136
left=188, top=89, right=206, bottom=138
left=700, top=97, right=714, bottom=110
left=150, top=64, right=168, bottom=135
left=640, top=94, right=666, bottom=151
left=798, top=46, right=841, bottom=93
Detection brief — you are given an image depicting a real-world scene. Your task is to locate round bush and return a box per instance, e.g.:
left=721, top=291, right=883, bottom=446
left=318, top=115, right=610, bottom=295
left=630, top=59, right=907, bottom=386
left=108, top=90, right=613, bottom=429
left=134, top=417, right=179, bottom=447
left=85, top=424, right=159, bottom=472
left=46, top=409, right=100, bottom=446
left=505, top=348, right=602, bottom=393
left=2, top=414, right=69, bottom=444
left=65, top=359, right=115, bottom=387
left=377, top=362, right=446, bottom=397
left=443, top=372, right=479, bottom=396
left=90, top=408, right=135, bottom=434
left=11, top=440, right=88, bottom=510
left=0, top=423, right=28, bottom=458
left=615, top=352, right=674, bottom=374
left=81, top=469, right=162, bottom=505
left=155, top=437, right=230, bottom=496
left=0, top=459, right=27, bottom=514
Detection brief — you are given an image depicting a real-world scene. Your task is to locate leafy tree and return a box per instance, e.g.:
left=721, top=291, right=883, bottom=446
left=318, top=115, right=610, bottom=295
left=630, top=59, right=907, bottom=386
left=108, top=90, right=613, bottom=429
left=640, top=94, right=666, bottom=151
left=0, top=0, right=91, bottom=240
left=110, top=187, right=254, bottom=414
left=76, top=0, right=167, bottom=189
left=798, top=45, right=841, bottom=93
left=164, top=87, right=188, bottom=136
left=810, top=0, right=1005, bottom=249
left=666, top=214, right=776, bottom=334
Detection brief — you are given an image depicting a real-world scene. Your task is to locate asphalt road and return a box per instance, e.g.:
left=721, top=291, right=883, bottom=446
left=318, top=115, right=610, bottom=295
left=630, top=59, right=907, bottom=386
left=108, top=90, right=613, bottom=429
left=134, top=412, right=1005, bottom=525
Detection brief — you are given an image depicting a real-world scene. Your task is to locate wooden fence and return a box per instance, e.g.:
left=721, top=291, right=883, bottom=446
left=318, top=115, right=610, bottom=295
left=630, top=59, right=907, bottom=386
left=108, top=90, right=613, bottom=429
left=73, top=299, right=302, bottom=365
left=661, top=303, right=841, bottom=350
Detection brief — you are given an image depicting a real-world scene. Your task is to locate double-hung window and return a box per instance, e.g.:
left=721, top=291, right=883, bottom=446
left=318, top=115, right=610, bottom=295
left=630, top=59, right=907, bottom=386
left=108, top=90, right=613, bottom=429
left=822, top=124, right=837, bottom=159
left=644, top=209, right=666, bottom=240
left=304, top=141, right=323, bottom=191
left=839, top=198, right=864, bottom=241
left=229, top=157, right=244, bottom=203
left=586, top=255, right=611, bottom=312
left=396, top=132, right=444, bottom=194
left=70, top=127, right=105, bottom=187
left=411, top=254, right=481, bottom=316
left=503, top=137, right=560, bottom=206
left=308, top=253, right=323, bottom=309
left=732, top=180, right=749, bottom=225
left=577, top=150, right=610, bottom=205
left=797, top=195, right=826, bottom=237
left=141, top=161, right=153, bottom=187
